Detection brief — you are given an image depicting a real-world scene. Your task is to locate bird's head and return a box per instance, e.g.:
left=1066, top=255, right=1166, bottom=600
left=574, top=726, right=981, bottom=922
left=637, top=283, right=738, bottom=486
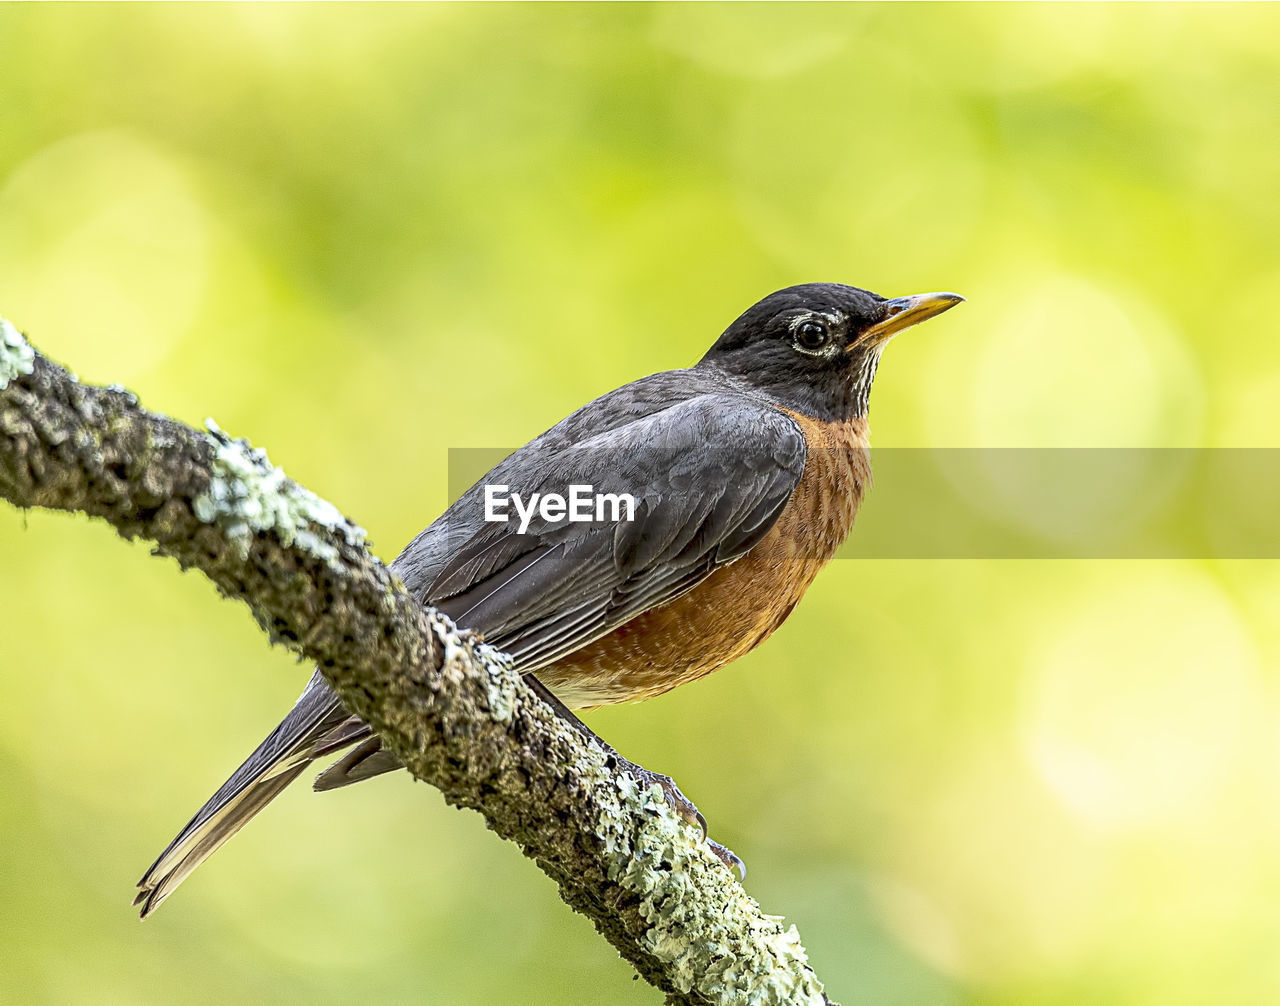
left=699, top=283, right=963, bottom=422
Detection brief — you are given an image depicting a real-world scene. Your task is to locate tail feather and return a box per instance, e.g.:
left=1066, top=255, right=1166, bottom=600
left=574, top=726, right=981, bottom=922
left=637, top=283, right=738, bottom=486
left=135, top=760, right=310, bottom=917
left=135, top=673, right=353, bottom=918
left=312, top=736, right=403, bottom=791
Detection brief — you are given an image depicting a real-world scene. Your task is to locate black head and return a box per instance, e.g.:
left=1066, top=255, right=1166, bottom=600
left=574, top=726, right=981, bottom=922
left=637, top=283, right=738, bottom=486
left=698, top=282, right=963, bottom=422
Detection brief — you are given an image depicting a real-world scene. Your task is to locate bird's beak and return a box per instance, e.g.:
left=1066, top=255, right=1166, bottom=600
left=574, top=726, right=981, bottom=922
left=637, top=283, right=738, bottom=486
left=853, top=291, right=965, bottom=350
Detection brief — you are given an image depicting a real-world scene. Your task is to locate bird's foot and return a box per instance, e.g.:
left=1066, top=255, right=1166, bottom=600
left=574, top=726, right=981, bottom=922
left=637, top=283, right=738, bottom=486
left=618, top=762, right=746, bottom=880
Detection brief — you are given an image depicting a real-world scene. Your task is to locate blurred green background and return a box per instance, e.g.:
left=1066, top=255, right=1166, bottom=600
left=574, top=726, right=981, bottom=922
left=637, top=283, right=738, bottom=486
left=2, top=4, right=1280, bottom=1004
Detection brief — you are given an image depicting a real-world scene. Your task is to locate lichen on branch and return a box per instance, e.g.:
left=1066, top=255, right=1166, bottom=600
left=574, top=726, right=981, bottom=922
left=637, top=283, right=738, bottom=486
left=195, top=418, right=368, bottom=564
left=0, top=319, right=36, bottom=389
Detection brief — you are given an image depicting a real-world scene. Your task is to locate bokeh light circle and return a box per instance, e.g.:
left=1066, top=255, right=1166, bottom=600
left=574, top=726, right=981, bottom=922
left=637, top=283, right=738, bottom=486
left=922, top=273, right=1204, bottom=551
left=1022, top=565, right=1263, bottom=832
left=0, top=130, right=210, bottom=383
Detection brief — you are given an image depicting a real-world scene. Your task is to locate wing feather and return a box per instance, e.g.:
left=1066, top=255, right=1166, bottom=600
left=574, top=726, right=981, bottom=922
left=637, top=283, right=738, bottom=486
left=429, top=396, right=806, bottom=666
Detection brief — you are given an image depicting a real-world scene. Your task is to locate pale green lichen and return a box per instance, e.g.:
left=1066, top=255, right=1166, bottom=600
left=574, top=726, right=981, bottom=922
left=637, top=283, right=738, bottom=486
left=477, top=643, right=517, bottom=723
left=0, top=318, right=36, bottom=390
left=405, top=573, right=825, bottom=1000
left=582, top=749, right=828, bottom=1005
left=431, top=616, right=517, bottom=723
left=433, top=613, right=826, bottom=999
left=194, top=419, right=367, bottom=565
left=442, top=624, right=826, bottom=998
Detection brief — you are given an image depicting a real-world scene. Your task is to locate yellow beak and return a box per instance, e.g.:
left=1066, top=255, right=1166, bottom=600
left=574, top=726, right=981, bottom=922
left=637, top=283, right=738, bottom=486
left=853, top=291, right=965, bottom=349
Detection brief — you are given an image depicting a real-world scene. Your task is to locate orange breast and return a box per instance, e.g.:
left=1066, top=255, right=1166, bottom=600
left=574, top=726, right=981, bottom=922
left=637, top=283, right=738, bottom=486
left=538, top=413, right=872, bottom=710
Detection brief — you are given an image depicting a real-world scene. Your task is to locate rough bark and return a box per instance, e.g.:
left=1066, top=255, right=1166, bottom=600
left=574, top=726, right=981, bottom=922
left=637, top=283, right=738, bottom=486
left=0, top=318, right=836, bottom=1005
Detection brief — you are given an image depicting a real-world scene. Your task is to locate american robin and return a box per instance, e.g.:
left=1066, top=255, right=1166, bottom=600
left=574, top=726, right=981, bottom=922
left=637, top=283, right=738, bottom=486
left=135, top=282, right=963, bottom=916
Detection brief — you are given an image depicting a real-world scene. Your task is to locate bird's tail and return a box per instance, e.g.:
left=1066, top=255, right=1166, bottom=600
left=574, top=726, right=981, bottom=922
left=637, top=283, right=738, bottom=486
left=134, top=673, right=355, bottom=918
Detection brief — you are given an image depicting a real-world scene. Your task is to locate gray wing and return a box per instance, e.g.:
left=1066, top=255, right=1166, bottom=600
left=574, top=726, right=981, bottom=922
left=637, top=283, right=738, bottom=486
left=427, top=395, right=807, bottom=669
left=136, top=387, right=804, bottom=915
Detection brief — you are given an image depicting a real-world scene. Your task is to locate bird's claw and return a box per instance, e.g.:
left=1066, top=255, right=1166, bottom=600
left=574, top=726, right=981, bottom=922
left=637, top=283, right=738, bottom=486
left=633, top=767, right=708, bottom=839
left=622, top=763, right=746, bottom=879
left=707, top=838, right=747, bottom=881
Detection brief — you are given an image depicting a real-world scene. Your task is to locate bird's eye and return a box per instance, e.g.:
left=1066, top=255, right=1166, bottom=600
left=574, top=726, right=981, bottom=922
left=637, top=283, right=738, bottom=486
left=795, top=320, right=829, bottom=350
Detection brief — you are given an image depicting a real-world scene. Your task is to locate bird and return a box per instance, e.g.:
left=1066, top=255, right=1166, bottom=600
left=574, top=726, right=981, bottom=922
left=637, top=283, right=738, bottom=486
left=135, top=282, right=963, bottom=916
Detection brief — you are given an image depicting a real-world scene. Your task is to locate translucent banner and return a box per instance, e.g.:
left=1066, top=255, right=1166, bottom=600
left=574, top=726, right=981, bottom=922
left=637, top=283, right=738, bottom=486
left=446, top=448, right=1280, bottom=559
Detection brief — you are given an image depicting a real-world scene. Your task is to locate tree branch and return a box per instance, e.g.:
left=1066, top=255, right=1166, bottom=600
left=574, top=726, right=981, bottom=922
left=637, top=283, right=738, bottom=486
left=0, top=318, right=836, bottom=1006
